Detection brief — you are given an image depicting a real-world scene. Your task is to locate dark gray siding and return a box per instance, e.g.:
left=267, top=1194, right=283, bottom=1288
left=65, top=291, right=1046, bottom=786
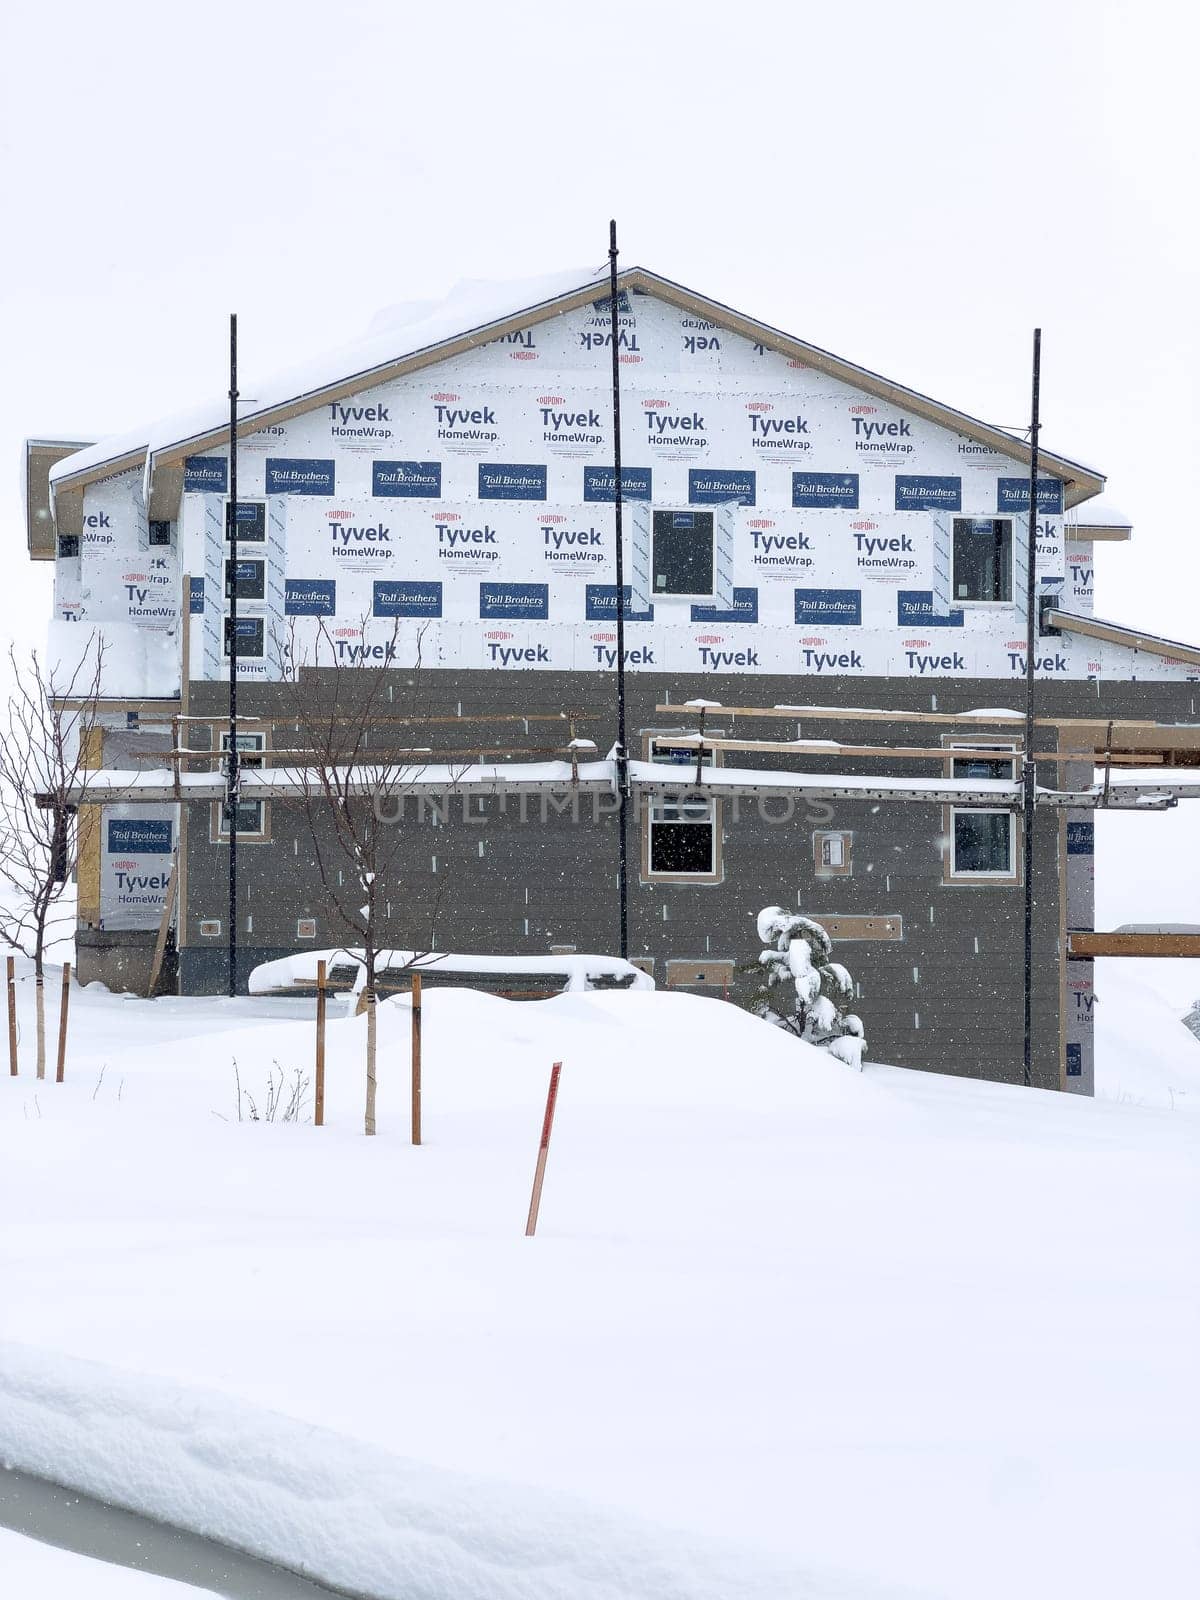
left=174, top=670, right=1200, bottom=1089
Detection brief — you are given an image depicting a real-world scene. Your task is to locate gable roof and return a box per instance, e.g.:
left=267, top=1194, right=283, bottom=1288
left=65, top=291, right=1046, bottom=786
left=40, top=265, right=1106, bottom=540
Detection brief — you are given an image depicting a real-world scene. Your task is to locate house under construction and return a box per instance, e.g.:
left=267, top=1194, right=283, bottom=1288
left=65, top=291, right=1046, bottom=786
left=25, top=264, right=1200, bottom=1092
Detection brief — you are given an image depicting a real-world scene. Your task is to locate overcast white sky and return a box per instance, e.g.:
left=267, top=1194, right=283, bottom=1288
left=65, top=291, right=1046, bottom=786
left=1, top=0, right=1197, bottom=986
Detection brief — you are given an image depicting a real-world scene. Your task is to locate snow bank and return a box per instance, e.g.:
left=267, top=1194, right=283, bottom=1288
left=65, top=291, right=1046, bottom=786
left=1095, top=965, right=1200, bottom=1111
left=248, top=948, right=654, bottom=996
left=46, top=619, right=179, bottom=701
left=0, top=1342, right=858, bottom=1600
left=1, top=974, right=1196, bottom=1600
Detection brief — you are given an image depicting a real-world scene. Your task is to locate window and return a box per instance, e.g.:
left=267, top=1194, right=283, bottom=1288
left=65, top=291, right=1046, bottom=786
left=653, top=510, right=714, bottom=596
left=945, top=743, right=1017, bottom=882
left=953, top=517, right=1012, bottom=602
left=224, top=616, right=264, bottom=658
left=952, top=811, right=1013, bottom=875
left=814, top=830, right=852, bottom=877
left=214, top=731, right=268, bottom=841
left=643, top=738, right=720, bottom=881
left=225, top=558, right=265, bottom=601
left=226, top=500, right=266, bottom=543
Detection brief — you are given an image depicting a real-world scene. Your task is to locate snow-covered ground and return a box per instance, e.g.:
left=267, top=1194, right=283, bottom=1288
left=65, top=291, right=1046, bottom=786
left=1095, top=963, right=1200, bottom=1111
left=0, top=963, right=1197, bottom=1598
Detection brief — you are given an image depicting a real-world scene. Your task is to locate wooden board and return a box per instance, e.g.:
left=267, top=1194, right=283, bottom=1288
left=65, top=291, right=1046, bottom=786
left=1067, top=931, right=1200, bottom=958
left=820, top=915, right=904, bottom=941
left=665, top=960, right=735, bottom=988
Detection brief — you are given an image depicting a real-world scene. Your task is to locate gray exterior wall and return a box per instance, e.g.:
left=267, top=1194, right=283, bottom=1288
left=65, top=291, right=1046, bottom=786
left=160, top=668, right=1200, bottom=1091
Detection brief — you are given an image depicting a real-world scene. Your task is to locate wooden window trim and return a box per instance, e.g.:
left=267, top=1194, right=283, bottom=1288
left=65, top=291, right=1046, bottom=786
left=941, top=736, right=1020, bottom=886
left=210, top=730, right=271, bottom=845
left=640, top=730, right=723, bottom=885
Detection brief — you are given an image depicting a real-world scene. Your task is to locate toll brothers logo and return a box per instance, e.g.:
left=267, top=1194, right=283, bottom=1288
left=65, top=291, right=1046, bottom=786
left=430, top=391, right=501, bottom=454
left=536, top=394, right=605, bottom=455
left=847, top=403, right=916, bottom=458
left=745, top=516, right=814, bottom=578
left=794, top=589, right=863, bottom=628
left=373, top=461, right=441, bottom=498
left=537, top=511, right=607, bottom=572
left=265, top=458, right=335, bottom=496
left=479, top=582, right=549, bottom=621
left=326, top=508, right=394, bottom=566
left=642, top=398, right=708, bottom=454
left=744, top=400, right=813, bottom=455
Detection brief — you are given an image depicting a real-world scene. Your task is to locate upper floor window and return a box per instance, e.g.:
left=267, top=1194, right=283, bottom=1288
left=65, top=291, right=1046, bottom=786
left=653, top=510, right=714, bottom=596
left=953, top=517, right=1012, bottom=602
left=226, top=500, right=266, bottom=543
left=224, top=616, right=265, bottom=658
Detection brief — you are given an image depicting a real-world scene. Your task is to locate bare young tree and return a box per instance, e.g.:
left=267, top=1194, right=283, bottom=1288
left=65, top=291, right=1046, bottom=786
left=0, top=637, right=106, bottom=1078
left=279, top=617, right=460, bottom=1135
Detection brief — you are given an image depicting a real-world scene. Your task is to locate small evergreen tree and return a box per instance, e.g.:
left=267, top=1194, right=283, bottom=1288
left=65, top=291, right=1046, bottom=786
left=746, top=905, right=866, bottom=1068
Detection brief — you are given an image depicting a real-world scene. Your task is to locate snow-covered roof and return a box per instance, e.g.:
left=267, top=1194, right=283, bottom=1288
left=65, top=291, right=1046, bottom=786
left=1049, top=610, right=1200, bottom=669
left=248, top=948, right=653, bottom=996
left=41, top=264, right=1106, bottom=516
left=47, top=267, right=607, bottom=488
left=1067, top=498, right=1131, bottom=529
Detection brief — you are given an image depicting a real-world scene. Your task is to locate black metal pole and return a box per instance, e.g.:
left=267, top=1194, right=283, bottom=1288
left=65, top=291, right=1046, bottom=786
left=1022, top=328, right=1041, bottom=1088
left=608, top=220, right=629, bottom=960
left=227, top=313, right=239, bottom=998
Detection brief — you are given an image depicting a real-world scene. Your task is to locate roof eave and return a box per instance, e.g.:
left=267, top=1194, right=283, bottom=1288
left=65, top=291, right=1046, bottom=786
left=46, top=265, right=1107, bottom=512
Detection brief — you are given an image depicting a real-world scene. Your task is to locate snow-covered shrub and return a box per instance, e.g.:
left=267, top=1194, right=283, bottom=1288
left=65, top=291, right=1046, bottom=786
left=744, top=906, right=866, bottom=1067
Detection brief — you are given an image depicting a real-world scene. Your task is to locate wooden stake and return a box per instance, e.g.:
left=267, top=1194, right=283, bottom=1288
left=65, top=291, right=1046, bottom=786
left=314, top=959, right=327, bottom=1127
left=146, top=858, right=178, bottom=998
left=411, top=970, right=422, bottom=1146
left=525, top=1061, right=563, bottom=1237
left=7, top=956, right=16, bottom=1077
left=55, top=962, right=71, bottom=1084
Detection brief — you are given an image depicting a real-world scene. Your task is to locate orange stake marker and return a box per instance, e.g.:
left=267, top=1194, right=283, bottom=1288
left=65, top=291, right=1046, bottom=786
left=525, top=1061, right=563, bottom=1237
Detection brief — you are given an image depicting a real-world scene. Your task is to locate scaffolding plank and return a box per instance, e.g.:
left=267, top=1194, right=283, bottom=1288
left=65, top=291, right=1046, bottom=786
left=1067, top=931, right=1200, bottom=958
